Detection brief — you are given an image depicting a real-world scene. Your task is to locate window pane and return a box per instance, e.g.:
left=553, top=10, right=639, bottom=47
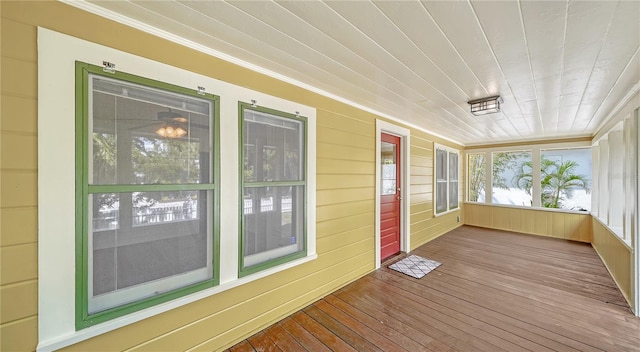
left=598, top=140, right=609, bottom=220
left=449, top=181, right=459, bottom=209
left=89, top=190, right=212, bottom=313
left=381, top=141, right=397, bottom=195
left=449, top=153, right=458, bottom=180
left=468, top=153, right=486, bottom=202
left=540, top=148, right=591, bottom=210
left=130, top=137, right=207, bottom=184
left=243, top=186, right=304, bottom=267
left=436, top=183, right=447, bottom=213
left=449, top=153, right=458, bottom=209
left=90, top=75, right=212, bottom=185
left=608, top=131, right=624, bottom=227
left=435, top=149, right=448, bottom=214
left=436, top=149, right=447, bottom=181
left=243, top=110, right=303, bottom=182
left=492, top=151, right=532, bottom=206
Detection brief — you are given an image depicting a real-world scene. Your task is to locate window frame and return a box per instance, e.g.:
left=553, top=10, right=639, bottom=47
left=434, top=144, right=460, bottom=216
left=465, top=142, right=593, bottom=214
left=466, top=152, right=487, bottom=202
left=74, top=62, right=221, bottom=329
left=491, top=150, right=534, bottom=208
left=539, top=147, right=592, bottom=211
left=238, top=102, right=308, bottom=277
left=592, top=110, right=638, bottom=245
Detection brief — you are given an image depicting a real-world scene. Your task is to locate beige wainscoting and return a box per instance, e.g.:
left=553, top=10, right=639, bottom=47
left=464, top=203, right=592, bottom=242
left=591, top=217, right=633, bottom=305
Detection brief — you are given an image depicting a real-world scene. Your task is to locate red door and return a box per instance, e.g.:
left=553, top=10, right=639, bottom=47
left=380, top=133, right=401, bottom=262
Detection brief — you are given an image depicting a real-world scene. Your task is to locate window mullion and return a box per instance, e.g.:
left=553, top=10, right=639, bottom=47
left=88, top=183, right=214, bottom=193
left=486, top=152, right=493, bottom=205
left=243, top=180, right=305, bottom=188
left=531, top=147, right=542, bottom=207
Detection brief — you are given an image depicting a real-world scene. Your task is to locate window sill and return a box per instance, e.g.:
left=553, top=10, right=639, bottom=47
left=434, top=207, right=461, bottom=217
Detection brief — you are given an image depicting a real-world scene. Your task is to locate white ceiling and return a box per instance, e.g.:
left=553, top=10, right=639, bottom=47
left=73, top=0, right=639, bottom=146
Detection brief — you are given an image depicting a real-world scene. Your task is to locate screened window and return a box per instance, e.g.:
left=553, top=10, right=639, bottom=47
left=449, top=153, right=459, bottom=210
left=240, top=104, right=306, bottom=275
left=76, top=63, right=219, bottom=327
left=593, top=112, right=637, bottom=243
left=492, top=151, right=532, bottom=206
left=608, top=130, right=624, bottom=229
left=467, top=153, right=486, bottom=202
left=435, top=145, right=459, bottom=215
left=467, top=146, right=593, bottom=212
left=540, top=148, right=591, bottom=211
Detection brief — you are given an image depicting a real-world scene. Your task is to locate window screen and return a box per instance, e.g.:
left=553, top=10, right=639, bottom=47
left=240, top=105, right=306, bottom=275
left=77, top=63, right=218, bottom=325
left=435, top=146, right=459, bottom=215
left=492, top=151, right=532, bottom=206
left=435, top=149, right=448, bottom=214
left=467, top=153, right=486, bottom=202
left=449, top=152, right=459, bottom=210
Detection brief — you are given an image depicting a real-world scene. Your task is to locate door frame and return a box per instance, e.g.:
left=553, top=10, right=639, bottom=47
left=375, top=120, right=410, bottom=269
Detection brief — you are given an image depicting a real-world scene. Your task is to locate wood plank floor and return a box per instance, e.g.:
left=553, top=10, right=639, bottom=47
left=227, top=226, right=640, bottom=351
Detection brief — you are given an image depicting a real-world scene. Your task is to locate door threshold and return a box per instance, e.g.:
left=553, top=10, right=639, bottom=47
left=381, top=252, right=407, bottom=267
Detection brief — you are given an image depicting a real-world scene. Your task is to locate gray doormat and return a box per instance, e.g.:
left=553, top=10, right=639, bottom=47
left=388, top=255, right=442, bottom=279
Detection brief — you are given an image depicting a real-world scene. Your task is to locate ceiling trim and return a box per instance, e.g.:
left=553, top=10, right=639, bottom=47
left=593, top=82, right=640, bottom=142
left=61, top=0, right=463, bottom=146
left=593, top=82, right=640, bottom=139
left=465, top=135, right=592, bottom=150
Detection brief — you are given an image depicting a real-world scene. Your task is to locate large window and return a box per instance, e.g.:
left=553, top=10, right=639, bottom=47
left=240, top=104, right=306, bottom=276
left=540, top=148, right=591, bottom=211
left=467, top=146, right=591, bottom=211
left=76, top=63, right=219, bottom=327
left=435, top=145, right=459, bottom=215
left=467, top=153, right=486, bottom=202
left=593, top=111, right=638, bottom=243
left=492, top=151, right=532, bottom=206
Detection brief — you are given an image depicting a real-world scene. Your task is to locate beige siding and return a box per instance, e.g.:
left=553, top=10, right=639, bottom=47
left=408, top=131, right=462, bottom=250
left=0, top=1, right=462, bottom=350
left=464, top=203, right=592, bottom=242
left=1, top=8, right=40, bottom=352
left=592, top=218, right=632, bottom=305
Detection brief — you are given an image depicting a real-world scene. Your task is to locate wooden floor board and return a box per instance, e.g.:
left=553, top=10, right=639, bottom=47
left=229, top=226, right=640, bottom=351
left=291, top=312, right=357, bottom=351
left=263, top=324, right=306, bottom=352
left=278, top=317, right=332, bottom=352
left=322, top=295, right=430, bottom=351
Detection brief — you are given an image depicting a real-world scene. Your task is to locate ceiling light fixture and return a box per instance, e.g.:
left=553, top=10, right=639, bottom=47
left=155, top=110, right=188, bottom=138
left=155, top=125, right=187, bottom=138
left=468, top=95, right=502, bottom=116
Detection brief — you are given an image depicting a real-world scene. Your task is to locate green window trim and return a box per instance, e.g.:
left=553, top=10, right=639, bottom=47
left=238, top=102, right=308, bottom=277
left=74, top=62, right=220, bottom=329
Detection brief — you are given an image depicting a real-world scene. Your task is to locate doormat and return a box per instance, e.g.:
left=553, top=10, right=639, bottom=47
left=388, top=255, right=442, bottom=279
